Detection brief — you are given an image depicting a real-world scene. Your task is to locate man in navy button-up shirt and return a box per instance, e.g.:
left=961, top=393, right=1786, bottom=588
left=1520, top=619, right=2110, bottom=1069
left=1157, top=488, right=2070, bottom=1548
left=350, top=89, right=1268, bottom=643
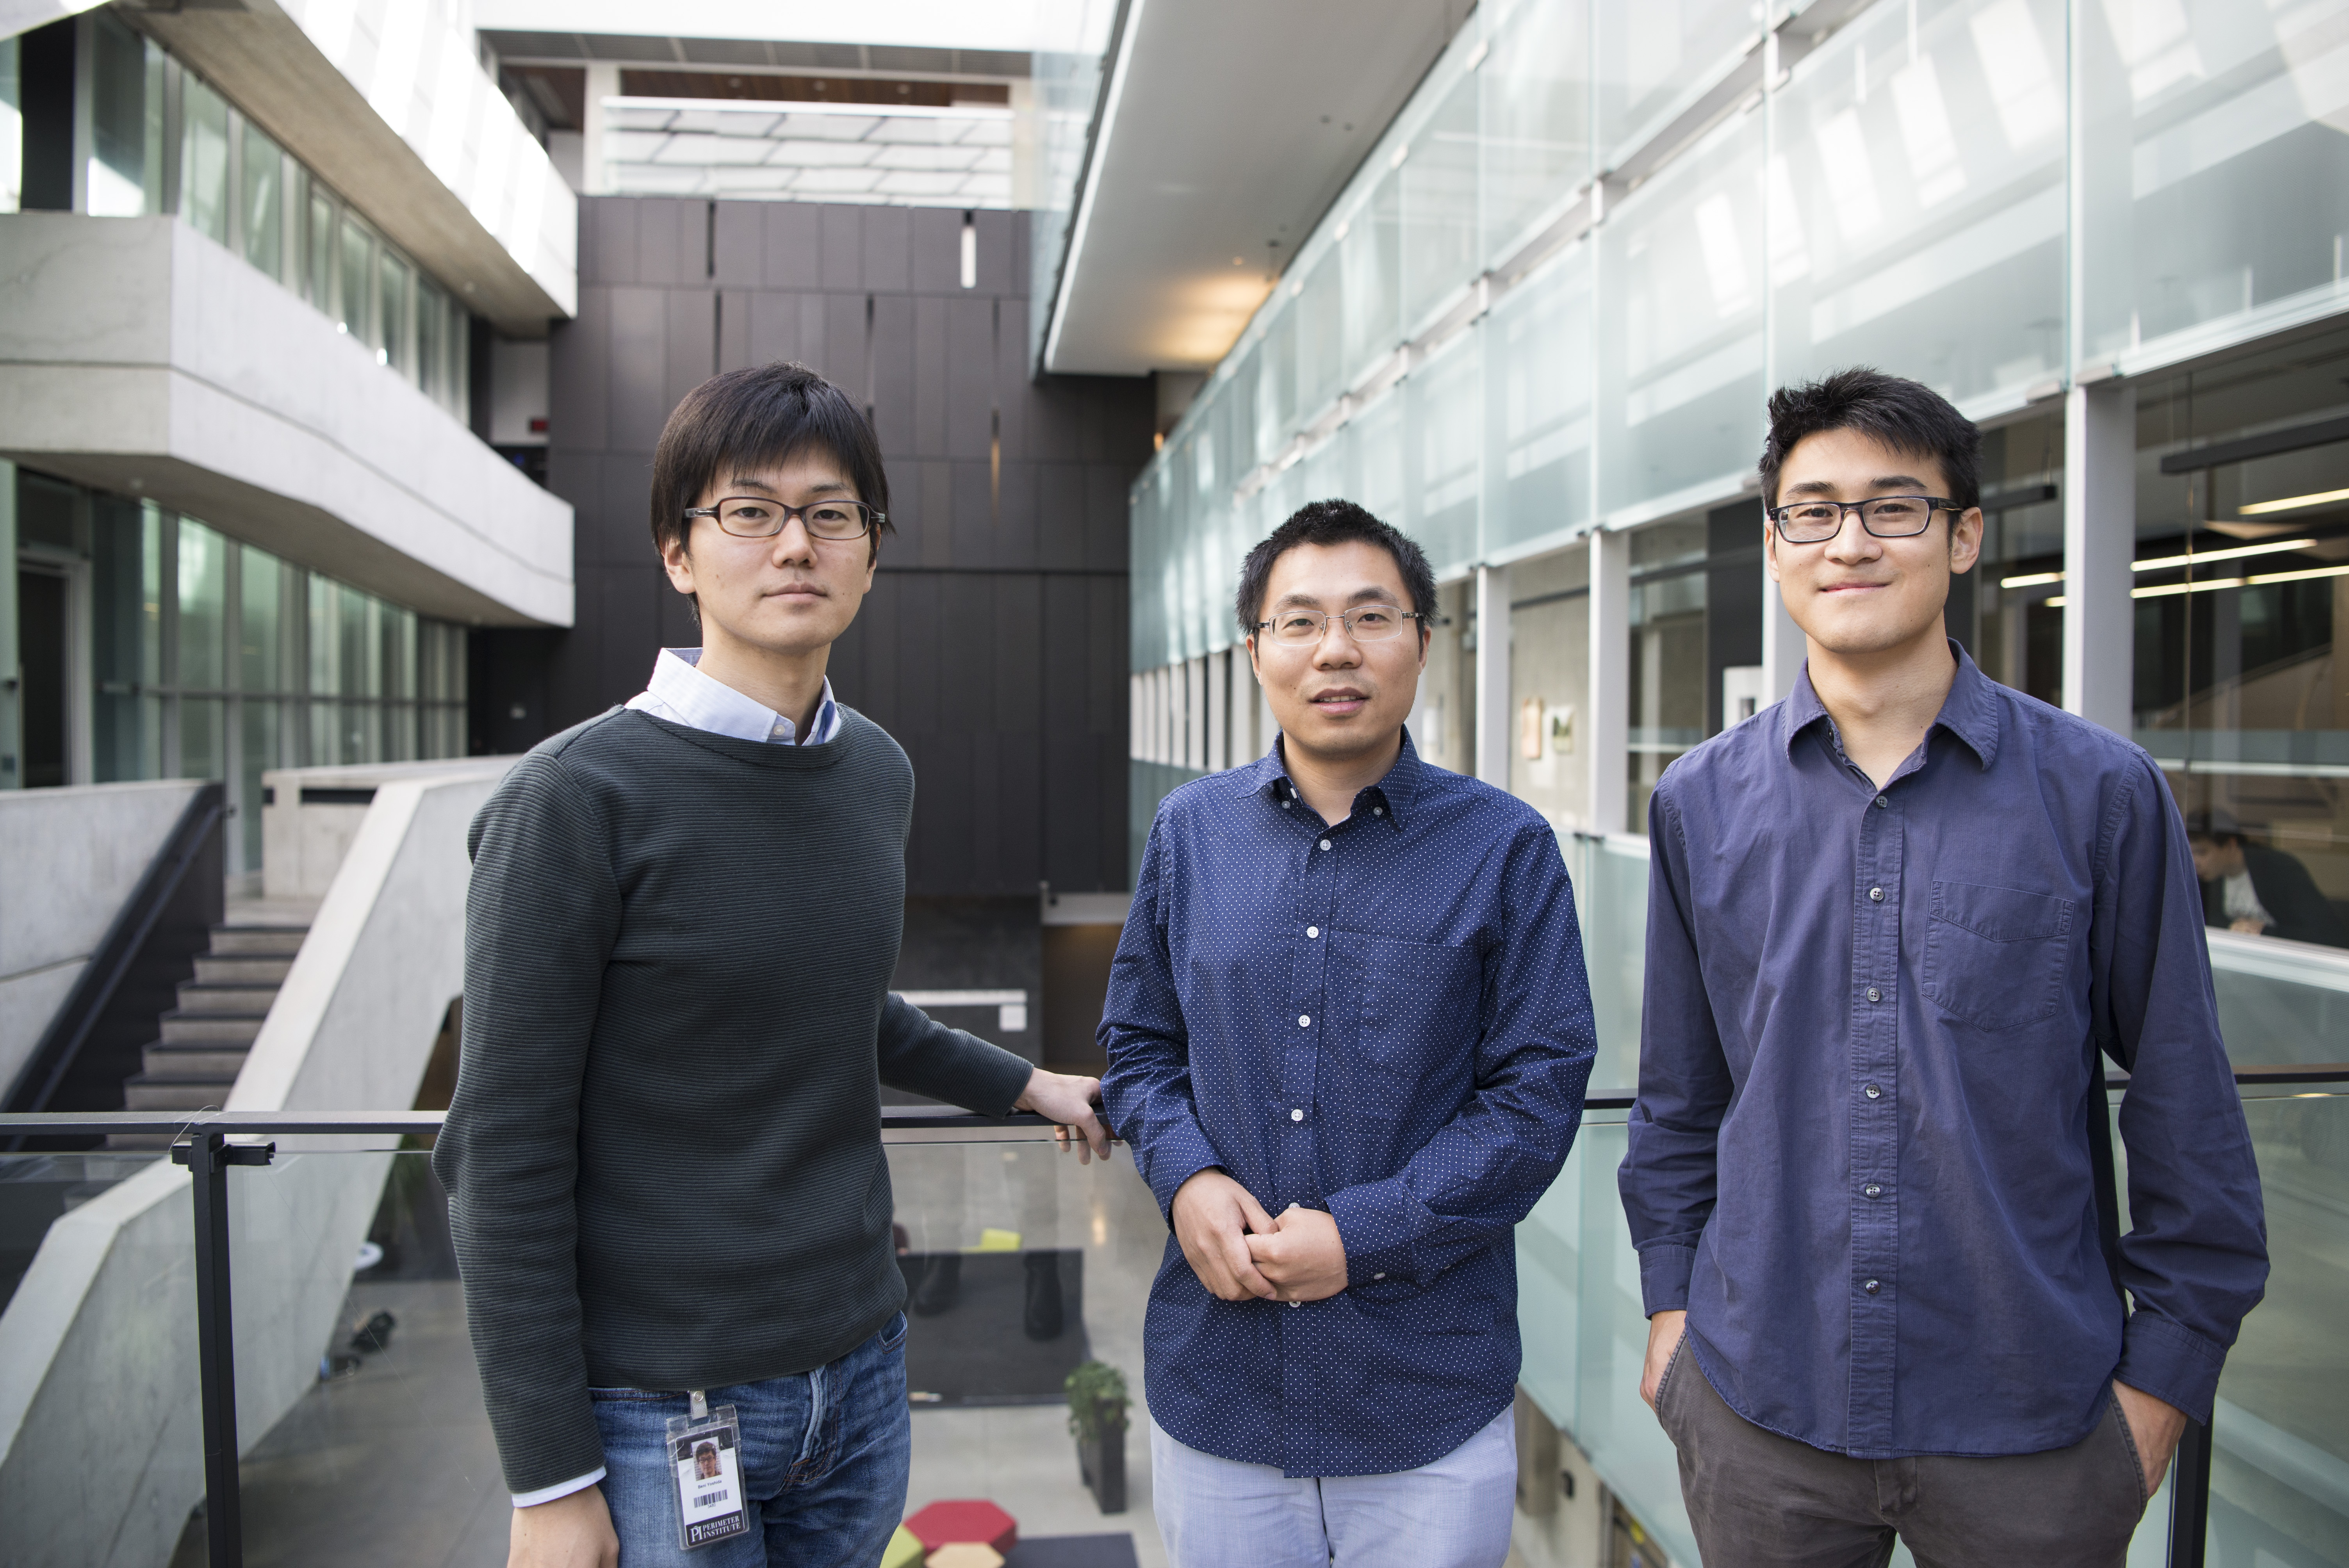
left=1621, top=370, right=2267, bottom=1566
left=1103, top=502, right=1595, bottom=1568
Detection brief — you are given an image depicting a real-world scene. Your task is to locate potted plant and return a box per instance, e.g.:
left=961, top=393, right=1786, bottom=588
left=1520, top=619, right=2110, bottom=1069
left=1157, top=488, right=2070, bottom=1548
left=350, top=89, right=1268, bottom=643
left=1064, top=1360, right=1128, bottom=1514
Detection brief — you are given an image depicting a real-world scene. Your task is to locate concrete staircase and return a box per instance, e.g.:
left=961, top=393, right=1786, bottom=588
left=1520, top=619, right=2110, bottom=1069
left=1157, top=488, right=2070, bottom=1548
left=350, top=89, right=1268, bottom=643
left=121, top=922, right=307, bottom=1113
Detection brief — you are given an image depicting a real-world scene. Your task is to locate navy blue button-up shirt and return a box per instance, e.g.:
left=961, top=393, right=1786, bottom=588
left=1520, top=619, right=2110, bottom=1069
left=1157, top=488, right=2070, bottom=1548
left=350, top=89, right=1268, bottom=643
left=1101, top=733, right=1595, bottom=1477
left=1620, top=648, right=2267, bottom=1459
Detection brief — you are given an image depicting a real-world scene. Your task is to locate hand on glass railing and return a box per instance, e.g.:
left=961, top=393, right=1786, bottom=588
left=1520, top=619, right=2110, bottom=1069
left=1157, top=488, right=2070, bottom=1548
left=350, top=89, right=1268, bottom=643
left=1013, top=1066, right=1112, bottom=1163
left=2112, top=1380, right=2187, bottom=1500
left=1245, top=1203, right=1349, bottom=1303
left=509, top=1483, right=617, bottom=1568
left=1171, top=1167, right=1279, bottom=1301
left=1640, top=1309, right=1688, bottom=1411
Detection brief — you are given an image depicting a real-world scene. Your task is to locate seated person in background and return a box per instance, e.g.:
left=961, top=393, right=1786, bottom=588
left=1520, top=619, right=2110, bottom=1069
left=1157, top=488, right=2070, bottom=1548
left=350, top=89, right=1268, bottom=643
left=2188, top=809, right=2349, bottom=948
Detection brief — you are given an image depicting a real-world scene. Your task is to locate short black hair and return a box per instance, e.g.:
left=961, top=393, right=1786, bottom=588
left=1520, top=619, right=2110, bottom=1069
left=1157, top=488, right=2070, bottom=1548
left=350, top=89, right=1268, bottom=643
left=1759, top=367, right=1982, bottom=513
left=649, top=362, right=893, bottom=566
left=1235, top=500, right=1438, bottom=639
left=2184, top=808, right=2247, bottom=845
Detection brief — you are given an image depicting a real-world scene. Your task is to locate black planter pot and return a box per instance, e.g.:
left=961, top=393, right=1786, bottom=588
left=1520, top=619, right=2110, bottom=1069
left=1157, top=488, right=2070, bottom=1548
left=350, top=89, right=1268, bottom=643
left=1075, top=1407, right=1128, bottom=1514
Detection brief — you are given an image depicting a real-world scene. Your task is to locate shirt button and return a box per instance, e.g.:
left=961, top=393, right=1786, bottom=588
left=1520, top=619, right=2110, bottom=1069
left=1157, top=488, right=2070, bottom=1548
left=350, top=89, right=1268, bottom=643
left=1290, top=1108, right=1304, bottom=1122
left=1866, top=986, right=1882, bottom=1003
left=1864, top=1279, right=1882, bottom=1295
left=1298, top=1014, right=1311, bottom=1027
left=1864, top=1083, right=1882, bottom=1099
left=1374, top=1272, right=1387, bottom=1280
left=1282, top=800, right=1293, bottom=809
left=1868, top=887, right=1884, bottom=902
left=1875, top=795, right=1889, bottom=809
left=1319, top=839, right=1332, bottom=851
left=1289, top=1300, right=1301, bottom=1308
left=1306, top=926, right=1319, bottom=938
left=1372, top=806, right=1384, bottom=816
left=1864, top=1183, right=1882, bottom=1198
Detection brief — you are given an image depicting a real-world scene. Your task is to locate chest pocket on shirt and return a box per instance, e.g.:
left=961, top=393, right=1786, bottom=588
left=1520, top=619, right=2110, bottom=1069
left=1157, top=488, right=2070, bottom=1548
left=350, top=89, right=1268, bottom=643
left=1349, top=935, right=1484, bottom=1094
left=1922, top=880, right=2075, bottom=1030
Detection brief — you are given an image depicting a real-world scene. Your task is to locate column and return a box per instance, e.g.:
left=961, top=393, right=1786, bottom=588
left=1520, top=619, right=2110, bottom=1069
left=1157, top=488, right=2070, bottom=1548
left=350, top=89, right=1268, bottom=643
left=1205, top=648, right=1228, bottom=772
left=1474, top=564, right=1511, bottom=788
left=581, top=64, right=620, bottom=195
left=1185, top=656, right=1206, bottom=770
left=2063, top=382, right=2137, bottom=735
left=1128, top=672, right=1144, bottom=764
left=0, top=458, right=16, bottom=789
left=1760, top=570, right=1805, bottom=704
left=1586, top=528, right=1630, bottom=837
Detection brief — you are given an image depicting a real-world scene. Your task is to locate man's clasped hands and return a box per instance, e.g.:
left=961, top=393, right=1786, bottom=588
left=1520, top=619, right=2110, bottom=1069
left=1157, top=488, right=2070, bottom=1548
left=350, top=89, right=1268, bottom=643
left=1170, top=1167, right=1352, bottom=1304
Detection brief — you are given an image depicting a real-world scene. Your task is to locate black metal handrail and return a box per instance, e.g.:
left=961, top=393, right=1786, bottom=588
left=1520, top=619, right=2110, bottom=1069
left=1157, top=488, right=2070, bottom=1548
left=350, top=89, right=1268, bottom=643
left=2, top=1063, right=2342, bottom=1566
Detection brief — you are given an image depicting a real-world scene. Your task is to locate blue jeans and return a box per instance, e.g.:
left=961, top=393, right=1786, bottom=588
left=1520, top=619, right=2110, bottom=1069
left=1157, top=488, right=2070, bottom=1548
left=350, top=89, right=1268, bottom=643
left=591, top=1313, right=911, bottom=1566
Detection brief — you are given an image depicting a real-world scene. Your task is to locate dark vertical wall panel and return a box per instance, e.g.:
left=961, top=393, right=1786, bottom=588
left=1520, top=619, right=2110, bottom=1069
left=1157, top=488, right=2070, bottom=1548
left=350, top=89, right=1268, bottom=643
left=535, top=197, right=1152, bottom=893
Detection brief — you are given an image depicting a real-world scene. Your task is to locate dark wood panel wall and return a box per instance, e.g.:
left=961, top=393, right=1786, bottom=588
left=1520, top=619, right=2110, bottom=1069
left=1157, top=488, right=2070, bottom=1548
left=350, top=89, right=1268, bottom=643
left=488, top=197, right=1152, bottom=896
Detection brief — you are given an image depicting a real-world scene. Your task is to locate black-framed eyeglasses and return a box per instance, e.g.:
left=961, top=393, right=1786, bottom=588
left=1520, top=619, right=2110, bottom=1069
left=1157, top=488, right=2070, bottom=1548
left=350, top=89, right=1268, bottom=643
left=684, top=497, right=884, bottom=542
left=1768, top=495, right=1960, bottom=543
left=1255, top=605, right=1427, bottom=645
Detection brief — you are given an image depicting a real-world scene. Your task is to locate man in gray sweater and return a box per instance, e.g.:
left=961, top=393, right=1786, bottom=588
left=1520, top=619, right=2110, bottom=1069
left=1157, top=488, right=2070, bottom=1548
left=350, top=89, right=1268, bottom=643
left=435, top=363, right=1108, bottom=1568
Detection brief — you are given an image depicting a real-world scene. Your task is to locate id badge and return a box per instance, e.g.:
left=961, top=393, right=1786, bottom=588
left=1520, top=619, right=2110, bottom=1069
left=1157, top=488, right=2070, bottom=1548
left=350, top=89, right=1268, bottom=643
left=667, top=1393, right=750, bottom=1550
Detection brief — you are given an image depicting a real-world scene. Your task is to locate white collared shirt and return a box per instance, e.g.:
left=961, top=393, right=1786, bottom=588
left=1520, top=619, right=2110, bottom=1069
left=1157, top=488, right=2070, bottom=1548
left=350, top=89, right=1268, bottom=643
left=624, top=647, right=841, bottom=746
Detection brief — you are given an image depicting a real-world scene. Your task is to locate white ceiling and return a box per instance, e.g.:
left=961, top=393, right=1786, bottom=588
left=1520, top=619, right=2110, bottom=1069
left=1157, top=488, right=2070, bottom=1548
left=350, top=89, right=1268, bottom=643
left=1044, top=0, right=1469, bottom=376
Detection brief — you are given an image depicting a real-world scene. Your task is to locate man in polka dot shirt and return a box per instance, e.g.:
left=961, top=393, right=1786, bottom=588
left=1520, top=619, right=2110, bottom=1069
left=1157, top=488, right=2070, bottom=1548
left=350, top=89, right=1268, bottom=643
left=1101, top=500, right=1597, bottom=1568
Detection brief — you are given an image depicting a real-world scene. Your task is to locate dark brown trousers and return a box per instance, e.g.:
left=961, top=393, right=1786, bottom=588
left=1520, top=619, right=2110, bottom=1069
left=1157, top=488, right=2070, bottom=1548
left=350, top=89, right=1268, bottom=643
left=1655, top=1339, right=2153, bottom=1568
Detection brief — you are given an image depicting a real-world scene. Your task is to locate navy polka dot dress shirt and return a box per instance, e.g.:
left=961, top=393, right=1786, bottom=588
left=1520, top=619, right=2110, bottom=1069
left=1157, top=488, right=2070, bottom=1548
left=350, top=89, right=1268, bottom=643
left=1100, top=729, right=1597, bottom=1478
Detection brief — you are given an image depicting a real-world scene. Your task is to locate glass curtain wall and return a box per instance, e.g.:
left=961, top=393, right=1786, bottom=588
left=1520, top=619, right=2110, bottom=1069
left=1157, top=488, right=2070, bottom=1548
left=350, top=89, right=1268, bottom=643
left=48, top=471, right=469, bottom=870
left=1129, top=0, right=2349, bottom=853
left=67, top=10, right=472, bottom=421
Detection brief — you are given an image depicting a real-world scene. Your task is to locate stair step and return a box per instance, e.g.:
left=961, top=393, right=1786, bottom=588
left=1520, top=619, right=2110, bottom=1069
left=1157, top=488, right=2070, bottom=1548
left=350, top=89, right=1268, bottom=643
left=209, top=926, right=308, bottom=957
left=159, top=1011, right=266, bottom=1046
left=175, top=982, right=281, bottom=1016
left=122, top=1074, right=237, bottom=1112
left=142, top=1041, right=250, bottom=1078
left=193, top=955, right=292, bottom=984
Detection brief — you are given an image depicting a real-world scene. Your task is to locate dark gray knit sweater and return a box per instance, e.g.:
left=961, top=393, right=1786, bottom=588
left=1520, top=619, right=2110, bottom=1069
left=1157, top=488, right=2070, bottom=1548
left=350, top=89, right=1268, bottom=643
left=433, top=705, right=1035, bottom=1495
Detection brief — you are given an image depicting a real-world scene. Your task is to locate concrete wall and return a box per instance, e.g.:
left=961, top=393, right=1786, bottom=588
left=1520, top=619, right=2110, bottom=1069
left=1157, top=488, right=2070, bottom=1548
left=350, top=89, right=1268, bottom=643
left=0, top=780, right=202, bottom=1100
left=499, top=197, right=1154, bottom=895
left=0, top=213, right=574, bottom=627
left=258, top=757, right=513, bottom=900
left=0, top=760, right=511, bottom=1568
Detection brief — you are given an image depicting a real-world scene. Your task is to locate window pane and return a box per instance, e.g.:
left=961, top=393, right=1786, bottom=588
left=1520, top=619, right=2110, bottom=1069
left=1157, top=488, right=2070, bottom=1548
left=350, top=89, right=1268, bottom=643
left=340, top=216, right=372, bottom=342
left=1398, top=69, right=1480, bottom=334
left=378, top=249, right=410, bottom=373
left=1339, top=169, right=1402, bottom=385
left=239, top=547, right=281, bottom=693
left=342, top=585, right=373, bottom=700
left=180, top=74, right=230, bottom=241
left=1595, top=107, right=1765, bottom=517
left=1485, top=241, right=1594, bottom=553
left=2081, top=0, right=2349, bottom=368
left=176, top=518, right=228, bottom=691
left=1404, top=329, right=1483, bottom=577
left=239, top=700, right=278, bottom=871
left=179, top=696, right=225, bottom=781
left=1481, top=0, right=1593, bottom=265
left=1770, top=0, right=2066, bottom=412
left=240, top=118, right=284, bottom=280
left=92, top=496, right=160, bottom=781
left=306, top=185, right=335, bottom=314
left=0, top=37, right=20, bottom=215
left=87, top=12, right=153, bottom=216
left=416, top=278, right=445, bottom=401
left=1595, top=0, right=1758, bottom=165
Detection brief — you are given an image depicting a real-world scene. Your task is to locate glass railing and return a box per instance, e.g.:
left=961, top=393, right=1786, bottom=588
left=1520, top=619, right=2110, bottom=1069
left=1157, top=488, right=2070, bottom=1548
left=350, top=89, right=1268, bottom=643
left=3, top=1081, right=2341, bottom=1565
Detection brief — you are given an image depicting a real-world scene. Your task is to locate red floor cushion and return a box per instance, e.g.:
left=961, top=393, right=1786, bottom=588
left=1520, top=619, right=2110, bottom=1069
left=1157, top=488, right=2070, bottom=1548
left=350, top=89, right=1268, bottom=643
left=905, top=1499, right=1018, bottom=1554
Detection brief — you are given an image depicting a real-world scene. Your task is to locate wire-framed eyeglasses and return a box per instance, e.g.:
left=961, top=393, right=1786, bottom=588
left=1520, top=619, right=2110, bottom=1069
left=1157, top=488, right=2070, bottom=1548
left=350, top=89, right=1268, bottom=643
left=1768, top=495, right=1960, bottom=543
left=1256, top=605, right=1427, bottom=645
left=684, top=497, right=884, bottom=542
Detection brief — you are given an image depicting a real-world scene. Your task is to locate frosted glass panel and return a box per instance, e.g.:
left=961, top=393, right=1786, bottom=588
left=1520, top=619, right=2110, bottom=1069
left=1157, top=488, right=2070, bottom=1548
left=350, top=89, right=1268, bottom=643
left=2080, top=0, right=2349, bottom=367
left=1597, top=0, right=1764, bottom=165
left=1292, top=251, right=1345, bottom=419
left=1340, top=170, right=1403, bottom=381
left=1404, top=330, right=1484, bottom=577
left=1487, top=242, right=1594, bottom=552
left=1597, top=109, right=1766, bottom=517
left=1481, top=0, right=1593, bottom=264
left=1399, top=71, right=1482, bottom=334
left=1770, top=0, right=2067, bottom=410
